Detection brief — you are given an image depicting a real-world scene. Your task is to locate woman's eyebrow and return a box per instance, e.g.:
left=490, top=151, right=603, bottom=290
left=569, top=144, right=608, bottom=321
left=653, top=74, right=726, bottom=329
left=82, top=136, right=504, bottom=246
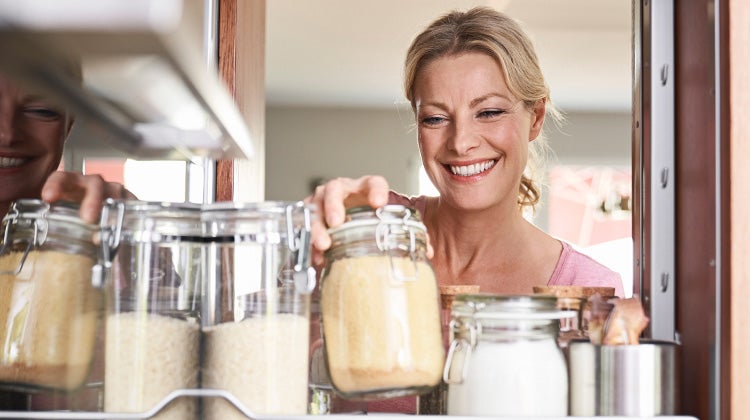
left=470, top=93, right=513, bottom=108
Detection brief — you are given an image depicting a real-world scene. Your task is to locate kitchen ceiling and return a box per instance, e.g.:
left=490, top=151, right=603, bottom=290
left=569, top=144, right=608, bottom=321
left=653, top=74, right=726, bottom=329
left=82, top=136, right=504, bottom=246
left=266, top=0, right=633, bottom=112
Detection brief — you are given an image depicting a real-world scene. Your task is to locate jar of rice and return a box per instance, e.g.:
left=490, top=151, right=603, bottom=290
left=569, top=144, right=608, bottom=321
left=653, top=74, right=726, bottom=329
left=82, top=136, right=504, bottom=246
left=200, top=201, right=316, bottom=419
left=0, top=199, right=103, bottom=392
left=320, top=205, right=443, bottom=400
left=99, top=200, right=204, bottom=420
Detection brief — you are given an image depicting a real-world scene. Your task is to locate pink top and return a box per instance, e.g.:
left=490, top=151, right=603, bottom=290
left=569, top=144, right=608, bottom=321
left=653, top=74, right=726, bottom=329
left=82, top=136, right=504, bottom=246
left=387, top=191, right=624, bottom=297
left=366, top=193, right=624, bottom=414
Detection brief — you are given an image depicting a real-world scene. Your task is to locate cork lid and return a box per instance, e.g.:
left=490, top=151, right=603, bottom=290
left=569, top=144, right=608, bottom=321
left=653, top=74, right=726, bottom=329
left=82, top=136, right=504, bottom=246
left=532, top=285, right=615, bottom=299
left=439, top=285, right=480, bottom=310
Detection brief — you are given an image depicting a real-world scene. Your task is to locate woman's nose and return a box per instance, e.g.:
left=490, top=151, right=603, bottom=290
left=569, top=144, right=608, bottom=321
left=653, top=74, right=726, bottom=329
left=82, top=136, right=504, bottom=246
left=448, top=119, right=480, bottom=155
left=0, top=108, right=13, bottom=145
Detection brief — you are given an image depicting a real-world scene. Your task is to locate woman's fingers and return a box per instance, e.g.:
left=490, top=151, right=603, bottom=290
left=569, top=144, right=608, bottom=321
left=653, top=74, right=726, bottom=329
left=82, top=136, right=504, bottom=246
left=306, top=175, right=390, bottom=259
left=40, top=172, right=135, bottom=224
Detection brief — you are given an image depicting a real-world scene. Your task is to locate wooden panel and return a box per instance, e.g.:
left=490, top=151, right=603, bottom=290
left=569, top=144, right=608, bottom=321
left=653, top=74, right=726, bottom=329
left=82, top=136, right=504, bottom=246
left=216, top=0, right=237, bottom=202
left=233, top=0, right=266, bottom=202
left=215, top=0, right=265, bottom=202
left=729, top=0, right=750, bottom=417
left=674, top=0, right=718, bottom=418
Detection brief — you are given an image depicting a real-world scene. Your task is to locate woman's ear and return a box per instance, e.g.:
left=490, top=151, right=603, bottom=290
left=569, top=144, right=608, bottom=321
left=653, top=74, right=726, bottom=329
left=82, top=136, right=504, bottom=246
left=528, top=99, right=546, bottom=141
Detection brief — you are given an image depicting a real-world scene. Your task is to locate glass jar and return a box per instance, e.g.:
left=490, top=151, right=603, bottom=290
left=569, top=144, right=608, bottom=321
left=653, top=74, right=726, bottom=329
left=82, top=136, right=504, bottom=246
left=201, top=201, right=315, bottom=419
left=445, top=294, right=569, bottom=416
left=417, top=285, right=479, bottom=415
left=99, top=200, right=203, bottom=420
left=320, top=205, right=443, bottom=400
left=0, top=199, right=103, bottom=392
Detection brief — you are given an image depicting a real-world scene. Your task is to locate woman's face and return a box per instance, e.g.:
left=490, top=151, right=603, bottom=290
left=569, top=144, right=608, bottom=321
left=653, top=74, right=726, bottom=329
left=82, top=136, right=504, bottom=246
left=413, top=52, right=545, bottom=212
left=0, top=74, right=69, bottom=208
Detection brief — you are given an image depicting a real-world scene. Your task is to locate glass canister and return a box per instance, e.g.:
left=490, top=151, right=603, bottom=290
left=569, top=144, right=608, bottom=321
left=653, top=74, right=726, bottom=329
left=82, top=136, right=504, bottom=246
left=201, top=201, right=316, bottom=419
left=320, top=205, right=443, bottom=400
left=0, top=199, right=103, bottom=392
left=99, top=200, right=203, bottom=420
left=444, top=294, right=569, bottom=416
left=417, top=285, right=480, bottom=415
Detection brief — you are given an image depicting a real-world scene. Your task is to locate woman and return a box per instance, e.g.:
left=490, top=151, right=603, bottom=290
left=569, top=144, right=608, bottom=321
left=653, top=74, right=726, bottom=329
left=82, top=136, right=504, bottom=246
left=308, top=7, right=624, bottom=297
left=0, top=71, right=134, bottom=223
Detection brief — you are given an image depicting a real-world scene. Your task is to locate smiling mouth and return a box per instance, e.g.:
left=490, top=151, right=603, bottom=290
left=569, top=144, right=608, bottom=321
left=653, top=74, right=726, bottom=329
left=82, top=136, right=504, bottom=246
left=448, top=160, right=496, bottom=177
left=0, top=157, right=27, bottom=169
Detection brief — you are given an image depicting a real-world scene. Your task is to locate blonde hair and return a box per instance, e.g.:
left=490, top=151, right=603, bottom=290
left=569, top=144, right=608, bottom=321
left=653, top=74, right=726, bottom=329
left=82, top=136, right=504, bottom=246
left=404, top=7, right=561, bottom=209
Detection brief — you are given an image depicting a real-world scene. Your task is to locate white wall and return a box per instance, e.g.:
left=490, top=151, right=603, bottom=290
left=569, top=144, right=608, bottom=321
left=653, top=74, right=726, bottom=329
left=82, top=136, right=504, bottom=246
left=265, top=106, right=631, bottom=202
left=265, top=105, right=421, bottom=200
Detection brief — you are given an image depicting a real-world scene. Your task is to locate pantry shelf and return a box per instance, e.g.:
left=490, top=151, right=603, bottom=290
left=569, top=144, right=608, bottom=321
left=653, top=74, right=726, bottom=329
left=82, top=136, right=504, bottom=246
left=0, top=0, right=253, bottom=161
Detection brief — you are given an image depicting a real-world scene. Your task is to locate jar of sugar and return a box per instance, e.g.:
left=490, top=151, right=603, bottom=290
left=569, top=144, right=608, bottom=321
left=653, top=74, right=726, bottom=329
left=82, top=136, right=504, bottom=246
left=0, top=199, right=103, bottom=392
left=444, top=294, right=569, bottom=416
left=320, top=205, right=443, bottom=400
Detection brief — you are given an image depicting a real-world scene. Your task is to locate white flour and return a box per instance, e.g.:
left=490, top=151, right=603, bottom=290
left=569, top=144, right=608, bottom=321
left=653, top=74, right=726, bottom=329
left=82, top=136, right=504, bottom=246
left=447, top=337, right=568, bottom=416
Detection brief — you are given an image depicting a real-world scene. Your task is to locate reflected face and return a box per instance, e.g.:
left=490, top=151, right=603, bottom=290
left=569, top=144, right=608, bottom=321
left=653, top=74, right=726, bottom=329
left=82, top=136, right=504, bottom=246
left=413, top=52, right=544, bottom=212
left=0, top=74, right=69, bottom=207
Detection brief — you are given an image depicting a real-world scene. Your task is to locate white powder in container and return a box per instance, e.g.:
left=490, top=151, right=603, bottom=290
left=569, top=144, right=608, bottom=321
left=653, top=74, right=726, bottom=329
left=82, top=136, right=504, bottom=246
left=105, top=312, right=200, bottom=420
left=0, top=250, right=100, bottom=390
left=203, top=313, right=309, bottom=419
left=447, top=338, right=568, bottom=416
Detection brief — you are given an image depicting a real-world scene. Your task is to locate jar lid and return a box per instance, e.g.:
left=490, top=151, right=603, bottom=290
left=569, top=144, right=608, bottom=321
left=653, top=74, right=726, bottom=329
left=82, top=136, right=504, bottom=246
left=103, top=200, right=203, bottom=241
left=328, top=205, right=426, bottom=235
left=327, top=205, right=427, bottom=254
left=452, top=294, right=571, bottom=320
left=1, top=199, right=96, bottom=247
left=201, top=201, right=315, bottom=238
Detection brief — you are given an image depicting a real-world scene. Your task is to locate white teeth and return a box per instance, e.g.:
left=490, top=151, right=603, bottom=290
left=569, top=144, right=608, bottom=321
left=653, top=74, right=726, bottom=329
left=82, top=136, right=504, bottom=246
left=0, top=157, right=26, bottom=168
left=450, top=160, right=495, bottom=177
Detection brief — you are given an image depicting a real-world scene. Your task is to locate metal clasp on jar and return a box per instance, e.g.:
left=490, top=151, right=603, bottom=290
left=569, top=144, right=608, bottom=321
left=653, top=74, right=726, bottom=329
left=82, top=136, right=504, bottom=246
left=374, top=206, right=419, bottom=282
left=443, top=317, right=479, bottom=385
left=93, top=199, right=126, bottom=288
left=0, top=200, right=50, bottom=275
left=286, top=202, right=316, bottom=294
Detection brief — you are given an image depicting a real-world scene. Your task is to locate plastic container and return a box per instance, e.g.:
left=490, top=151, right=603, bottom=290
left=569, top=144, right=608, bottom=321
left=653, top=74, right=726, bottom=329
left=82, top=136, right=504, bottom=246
left=444, top=294, right=569, bottom=416
left=320, top=205, right=443, bottom=400
left=99, top=200, right=203, bottom=420
left=0, top=199, right=103, bottom=392
left=201, top=201, right=316, bottom=419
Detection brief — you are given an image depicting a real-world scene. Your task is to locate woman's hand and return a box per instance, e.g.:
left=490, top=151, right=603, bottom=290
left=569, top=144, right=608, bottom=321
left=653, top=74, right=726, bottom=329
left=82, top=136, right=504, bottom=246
left=40, top=171, right=136, bottom=224
left=305, top=176, right=390, bottom=266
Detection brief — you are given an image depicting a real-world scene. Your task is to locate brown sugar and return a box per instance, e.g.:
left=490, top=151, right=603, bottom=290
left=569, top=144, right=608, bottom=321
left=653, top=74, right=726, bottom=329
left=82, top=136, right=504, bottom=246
left=0, top=250, right=100, bottom=390
left=321, top=255, right=444, bottom=395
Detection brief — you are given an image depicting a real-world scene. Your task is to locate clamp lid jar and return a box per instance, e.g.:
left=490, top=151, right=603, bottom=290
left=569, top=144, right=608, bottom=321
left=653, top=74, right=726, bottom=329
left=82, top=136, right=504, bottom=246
left=0, top=199, right=103, bottom=392
left=444, top=294, right=570, bottom=416
left=320, top=205, right=444, bottom=400
left=201, top=201, right=316, bottom=417
left=99, top=200, right=203, bottom=419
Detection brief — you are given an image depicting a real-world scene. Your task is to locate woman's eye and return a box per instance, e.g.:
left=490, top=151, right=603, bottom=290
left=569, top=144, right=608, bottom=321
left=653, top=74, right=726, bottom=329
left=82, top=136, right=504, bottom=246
left=23, top=106, right=63, bottom=121
left=420, top=116, right=446, bottom=126
left=477, top=109, right=505, bottom=119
